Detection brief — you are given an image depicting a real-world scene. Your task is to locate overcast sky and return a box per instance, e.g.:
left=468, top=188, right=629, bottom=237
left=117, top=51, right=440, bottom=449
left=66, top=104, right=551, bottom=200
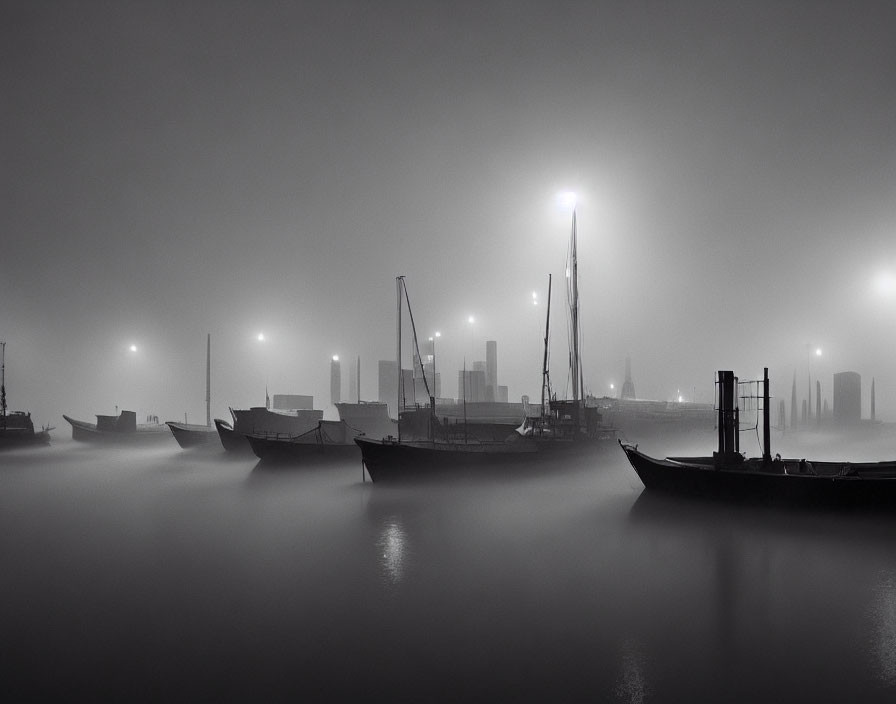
left=2, top=0, right=895, bottom=427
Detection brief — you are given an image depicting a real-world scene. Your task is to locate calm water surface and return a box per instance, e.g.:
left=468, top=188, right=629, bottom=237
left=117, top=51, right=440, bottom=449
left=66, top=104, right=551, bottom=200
left=3, top=430, right=896, bottom=702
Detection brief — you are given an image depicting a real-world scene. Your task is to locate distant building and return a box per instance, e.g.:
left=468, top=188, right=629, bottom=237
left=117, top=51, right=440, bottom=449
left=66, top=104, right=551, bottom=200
left=330, top=357, right=341, bottom=405
left=272, top=394, right=313, bottom=410
left=348, top=357, right=358, bottom=403
left=833, top=371, right=861, bottom=425
left=458, top=369, right=487, bottom=403
left=497, top=385, right=508, bottom=403
left=378, top=360, right=398, bottom=415
left=486, top=341, right=498, bottom=402
left=620, top=357, right=636, bottom=400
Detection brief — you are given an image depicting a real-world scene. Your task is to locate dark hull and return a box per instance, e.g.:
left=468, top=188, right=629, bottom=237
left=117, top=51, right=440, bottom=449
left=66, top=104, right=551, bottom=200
left=620, top=441, right=896, bottom=506
left=355, top=434, right=612, bottom=482
left=166, top=422, right=221, bottom=449
left=64, top=415, right=171, bottom=444
left=0, top=428, right=51, bottom=448
left=246, top=435, right=359, bottom=464
left=214, top=418, right=251, bottom=453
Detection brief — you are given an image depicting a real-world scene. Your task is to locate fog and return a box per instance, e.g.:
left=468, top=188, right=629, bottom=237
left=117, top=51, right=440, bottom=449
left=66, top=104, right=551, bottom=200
left=4, top=435, right=896, bottom=701
left=3, top=2, right=895, bottom=429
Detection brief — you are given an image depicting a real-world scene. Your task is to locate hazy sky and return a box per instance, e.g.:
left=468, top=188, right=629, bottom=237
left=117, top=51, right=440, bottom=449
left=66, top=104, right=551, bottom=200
left=2, top=0, right=895, bottom=427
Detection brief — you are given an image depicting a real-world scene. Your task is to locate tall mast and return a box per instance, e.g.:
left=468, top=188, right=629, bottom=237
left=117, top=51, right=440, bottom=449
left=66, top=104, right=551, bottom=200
left=568, top=208, right=582, bottom=404
left=357, top=356, right=361, bottom=403
left=541, top=274, right=552, bottom=414
left=1, top=341, right=6, bottom=422
left=205, top=333, right=211, bottom=427
left=396, top=276, right=403, bottom=440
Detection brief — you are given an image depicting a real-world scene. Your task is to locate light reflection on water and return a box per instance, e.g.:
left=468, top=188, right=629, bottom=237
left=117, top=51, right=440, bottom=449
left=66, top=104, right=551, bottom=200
left=377, top=515, right=407, bottom=585
left=3, top=433, right=896, bottom=701
left=871, top=570, right=896, bottom=687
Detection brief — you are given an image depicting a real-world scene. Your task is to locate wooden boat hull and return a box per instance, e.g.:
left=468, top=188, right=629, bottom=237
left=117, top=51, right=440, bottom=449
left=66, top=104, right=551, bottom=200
left=354, top=434, right=615, bottom=482
left=214, top=418, right=252, bottom=453
left=64, top=415, right=171, bottom=444
left=0, top=427, right=51, bottom=448
left=166, top=422, right=221, bottom=449
left=620, top=441, right=896, bottom=506
left=246, top=435, right=359, bottom=464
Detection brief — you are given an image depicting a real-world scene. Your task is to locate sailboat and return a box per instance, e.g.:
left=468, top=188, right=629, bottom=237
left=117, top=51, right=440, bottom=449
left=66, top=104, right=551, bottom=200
left=354, top=208, right=615, bottom=482
left=166, top=333, right=221, bottom=449
left=0, top=341, right=53, bottom=448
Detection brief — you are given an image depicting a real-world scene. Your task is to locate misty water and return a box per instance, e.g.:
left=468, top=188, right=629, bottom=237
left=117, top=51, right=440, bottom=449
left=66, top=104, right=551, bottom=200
left=3, top=430, right=896, bottom=702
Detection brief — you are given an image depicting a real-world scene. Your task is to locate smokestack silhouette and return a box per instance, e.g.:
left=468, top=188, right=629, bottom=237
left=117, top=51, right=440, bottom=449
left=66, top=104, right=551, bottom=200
left=871, top=377, right=876, bottom=421
left=791, top=371, right=798, bottom=429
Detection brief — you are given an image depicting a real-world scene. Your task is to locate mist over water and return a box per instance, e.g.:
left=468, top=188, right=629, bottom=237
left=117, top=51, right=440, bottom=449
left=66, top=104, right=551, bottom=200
left=3, top=432, right=896, bottom=702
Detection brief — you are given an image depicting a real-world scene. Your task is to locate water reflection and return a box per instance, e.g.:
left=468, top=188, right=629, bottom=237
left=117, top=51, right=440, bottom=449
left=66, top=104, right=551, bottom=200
left=871, top=569, right=896, bottom=687
left=377, top=515, right=408, bottom=585
left=615, top=637, right=650, bottom=703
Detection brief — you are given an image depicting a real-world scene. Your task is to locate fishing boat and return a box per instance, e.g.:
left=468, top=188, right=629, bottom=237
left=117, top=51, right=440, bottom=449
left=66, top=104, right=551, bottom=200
left=619, top=368, right=896, bottom=506
left=166, top=333, right=219, bottom=449
left=63, top=409, right=170, bottom=444
left=355, top=205, right=615, bottom=481
left=245, top=419, right=363, bottom=463
left=0, top=342, right=53, bottom=448
left=215, top=405, right=324, bottom=453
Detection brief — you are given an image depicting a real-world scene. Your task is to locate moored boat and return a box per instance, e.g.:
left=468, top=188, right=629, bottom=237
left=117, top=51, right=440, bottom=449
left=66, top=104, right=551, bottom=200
left=216, top=405, right=324, bottom=453
left=166, top=421, right=220, bottom=449
left=64, top=410, right=170, bottom=444
left=619, top=368, right=896, bottom=506
left=166, top=334, right=220, bottom=449
left=355, top=205, right=616, bottom=482
left=0, top=341, right=53, bottom=448
left=246, top=420, right=363, bottom=464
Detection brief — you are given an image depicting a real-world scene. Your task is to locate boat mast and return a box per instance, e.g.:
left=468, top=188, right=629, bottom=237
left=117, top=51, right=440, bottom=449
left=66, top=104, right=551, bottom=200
left=763, top=367, right=771, bottom=464
left=206, top=333, right=211, bottom=427
left=357, top=356, right=361, bottom=404
left=541, top=274, right=552, bottom=415
left=568, top=208, right=583, bottom=405
left=397, top=276, right=403, bottom=441
left=1, top=341, right=6, bottom=426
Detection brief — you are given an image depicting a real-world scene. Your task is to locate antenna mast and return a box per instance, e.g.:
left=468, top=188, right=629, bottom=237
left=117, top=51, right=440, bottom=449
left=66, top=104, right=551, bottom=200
left=541, top=274, right=552, bottom=415
left=206, top=333, right=211, bottom=427
left=1, top=341, right=6, bottom=422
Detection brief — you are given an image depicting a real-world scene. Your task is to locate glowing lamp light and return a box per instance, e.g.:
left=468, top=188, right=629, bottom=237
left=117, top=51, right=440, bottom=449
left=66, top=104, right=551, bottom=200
left=815, top=348, right=822, bottom=357
left=874, top=272, right=896, bottom=297
left=556, top=191, right=577, bottom=210
left=257, top=333, right=265, bottom=342
left=332, top=355, right=339, bottom=362
left=468, top=316, right=475, bottom=324
left=129, top=344, right=137, bottom=352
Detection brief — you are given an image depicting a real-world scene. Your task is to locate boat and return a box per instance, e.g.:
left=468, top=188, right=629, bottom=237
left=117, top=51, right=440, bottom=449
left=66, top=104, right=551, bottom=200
left=215, top=405, right=324, bottom=453
left=335, top=400, right=397, bottom=441
left=166, top=333, right=219, bottom=449
left=0, top=341, right=53, bottom=448
left=355, top=206, right=616, bottom=481
left=619, top=368, right=896, bottom=506
left=245, top=419, right=365, bottom=464
left=63, top=409, right=170, bottom=444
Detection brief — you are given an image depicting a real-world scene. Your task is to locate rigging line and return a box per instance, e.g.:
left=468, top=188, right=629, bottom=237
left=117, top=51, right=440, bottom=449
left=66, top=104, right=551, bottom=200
left=401, top=278, right=432, bottom=400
